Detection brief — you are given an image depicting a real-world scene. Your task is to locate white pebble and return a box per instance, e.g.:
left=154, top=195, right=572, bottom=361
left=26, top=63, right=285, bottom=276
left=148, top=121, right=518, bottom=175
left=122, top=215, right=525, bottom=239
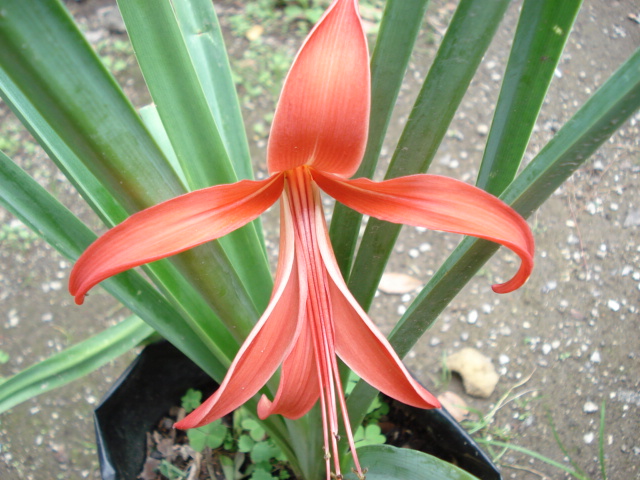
left=607, top=299, right=621, bottom=312
left=408, top=248, right=419, bottom=258
left=498, top=354, right=510, bottom=365
left=467, top=310, right=478, bottom=325
left=583, top=401, right=599, bottom=413
left=476, top=124, right=489, bottom=136
left=8, top=309, right=20, bottom=327
left=542, top=343, right=552, bottom=355
left=590, top=351, right=602, bottom=364
left=419, top=242, right=432, bottom=252
left=583, top=432, right=595, bottom=444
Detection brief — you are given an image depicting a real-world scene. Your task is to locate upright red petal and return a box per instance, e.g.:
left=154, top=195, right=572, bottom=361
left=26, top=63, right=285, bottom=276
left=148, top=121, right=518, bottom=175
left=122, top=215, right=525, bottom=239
left=267, top=0, right=370, bottom=177
left=313, top=170, right=534, bottom=293
left=69, top=175, right=284, bottom=304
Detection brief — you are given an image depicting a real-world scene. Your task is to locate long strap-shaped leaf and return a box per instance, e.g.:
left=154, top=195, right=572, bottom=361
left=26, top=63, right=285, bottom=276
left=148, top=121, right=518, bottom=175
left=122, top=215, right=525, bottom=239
left=347, top=45, right=640, bottom=429
left=476, top=0, right=582, bottom=194
left=116, top=0, right=272, bottom=311
left=346, top=0, right=510, bottom=309
left=344, top=444, right=481, bottom=480
left=0, top=53, right=242, bottom=361
left=0, top=151, right=228, bottom=380
left=0, top=151, right=294, bottom=461
left=0, top=315, right=154, bottom=414
left=329, top=0, right=431, bottom=276
left=0, top=0, right=262, bottom=340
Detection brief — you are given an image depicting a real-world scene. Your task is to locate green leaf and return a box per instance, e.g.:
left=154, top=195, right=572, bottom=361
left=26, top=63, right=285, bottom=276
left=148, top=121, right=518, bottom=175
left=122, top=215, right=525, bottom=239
left=0, top=150, right=229, bottom=380
left=238, top=434, right=256, bottom=453
left=180, top=388, right=203, bottom=413
left=171, top=0, right=253, bottom=181
left=243, top=418, right=267, bottom=441
left=187, top=419, right=228, bottom=452
left=0, top=0, right=263, bottom=345
left=343, top=445, right=480, bottom=480
left=0, top=315, right=153, bottom=413
left=353, top=424, right=386, bottom=447
left=345, top=0, right=511, bottom=310
left=476, top=0, right=582, bottom=194
left=251, top=440, right=281, bottom=463
left=117, top=0, right=272, bottom=311
left=330, top=0, right=431, bottom=276
left=251, top=468, right=277, bottom=480
left=348, top=45, right=640, bottom=433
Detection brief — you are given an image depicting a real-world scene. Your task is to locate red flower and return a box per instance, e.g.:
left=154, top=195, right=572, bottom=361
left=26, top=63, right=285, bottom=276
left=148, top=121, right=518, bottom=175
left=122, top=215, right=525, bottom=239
left=70, top=1, right=534, bottom=478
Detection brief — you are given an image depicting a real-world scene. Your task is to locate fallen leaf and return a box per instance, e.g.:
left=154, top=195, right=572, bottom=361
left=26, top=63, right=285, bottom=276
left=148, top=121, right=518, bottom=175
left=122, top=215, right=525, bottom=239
left=378, top=273, right=423, bottom=294
left=437, top=391, right=469, bottom=422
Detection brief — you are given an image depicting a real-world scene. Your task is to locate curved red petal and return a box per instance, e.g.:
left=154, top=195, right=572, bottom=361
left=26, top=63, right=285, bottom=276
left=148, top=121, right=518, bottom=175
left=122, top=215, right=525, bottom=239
left=267, top=0, right=369, bottom=177
left=257, top=319, right=320, bottom=420
left=313, top=171, right=534, bottom=293
left=69, top=174, right=284, bottom=304
left=175, top=196, right=306, bottom=429
left=312, top=201, right=439, bottom=409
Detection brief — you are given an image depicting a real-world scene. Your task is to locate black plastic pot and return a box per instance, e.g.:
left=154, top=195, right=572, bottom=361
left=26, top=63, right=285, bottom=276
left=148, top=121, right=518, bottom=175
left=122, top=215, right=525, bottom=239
left=94, top=341, right=502, bottom=480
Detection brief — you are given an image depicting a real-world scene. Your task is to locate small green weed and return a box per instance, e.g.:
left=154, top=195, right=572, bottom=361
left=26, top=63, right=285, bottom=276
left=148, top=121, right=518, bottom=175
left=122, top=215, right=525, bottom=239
left=178, top=389, right=290, bottom=480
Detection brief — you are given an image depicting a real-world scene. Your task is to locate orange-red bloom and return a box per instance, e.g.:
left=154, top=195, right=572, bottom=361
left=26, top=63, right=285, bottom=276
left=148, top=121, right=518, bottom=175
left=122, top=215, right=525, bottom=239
left=69, top=0, right=534, bottom=478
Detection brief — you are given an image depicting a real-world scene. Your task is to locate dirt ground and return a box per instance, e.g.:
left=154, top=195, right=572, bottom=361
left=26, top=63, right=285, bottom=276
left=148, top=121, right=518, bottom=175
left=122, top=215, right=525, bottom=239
left=0, top=1, right=638, bottom=479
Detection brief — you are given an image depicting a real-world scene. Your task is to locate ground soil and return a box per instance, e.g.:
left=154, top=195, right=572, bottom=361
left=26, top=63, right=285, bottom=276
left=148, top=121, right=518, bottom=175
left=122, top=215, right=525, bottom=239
left=0, top=1, right=638, bottom=479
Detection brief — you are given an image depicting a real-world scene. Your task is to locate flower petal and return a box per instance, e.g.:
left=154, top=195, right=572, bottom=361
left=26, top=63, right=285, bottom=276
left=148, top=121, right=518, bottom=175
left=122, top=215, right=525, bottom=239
left=69, top=174, right=284, bottom=304
left=257, top=318, right=320, bottom=420
left=267, top=0, right=369, bottom=177
left=176, top=196, right=306, bottom=429
left=312, top=198, right=440, bottom=409
left=313, top=171, right=534, bottom=293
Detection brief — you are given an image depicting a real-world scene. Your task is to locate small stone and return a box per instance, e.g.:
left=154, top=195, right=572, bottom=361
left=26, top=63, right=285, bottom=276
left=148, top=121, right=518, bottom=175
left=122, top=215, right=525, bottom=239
left=8, top=309, right=19, bottom=327
left=608, top=299, right=621, bottom=312
left=624, top=209, right=640, bottom=227
left=542, top=280, right=557, bottom=293
left=590, top=351, right=602, bottom=364
left=583, top=401, right=599, bottom=413
left=542, top=343, right=552, bottom=355
left=498, top=354, right=510, bottom=365
left=476, top=124, right=489, bottom=136
left=467, top=310, right=478, bottom=325
left=583, top=432, right=595, bottom=444
left=621, top=266, right=633, bottom=276
left=446, top=348, right=500, bottom=398
left=418, top=242, right=432, bottom=252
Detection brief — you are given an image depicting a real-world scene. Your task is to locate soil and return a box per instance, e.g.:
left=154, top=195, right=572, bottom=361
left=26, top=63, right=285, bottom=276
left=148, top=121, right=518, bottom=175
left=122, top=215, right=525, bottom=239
left=0, top=1, right=638, bottom=480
